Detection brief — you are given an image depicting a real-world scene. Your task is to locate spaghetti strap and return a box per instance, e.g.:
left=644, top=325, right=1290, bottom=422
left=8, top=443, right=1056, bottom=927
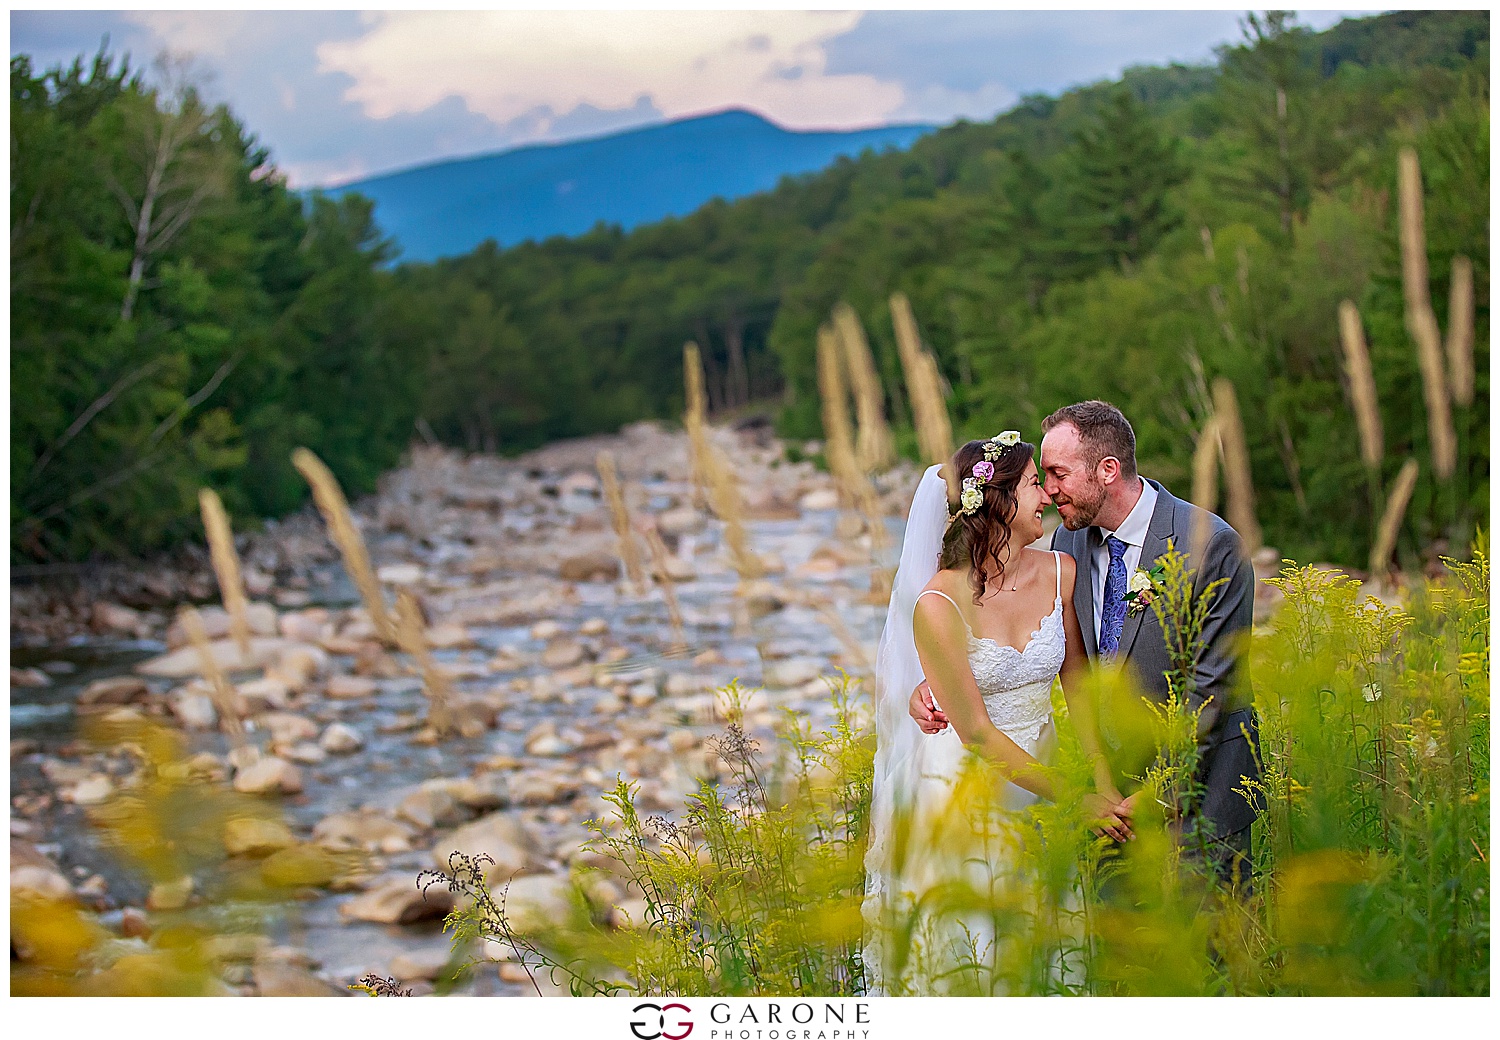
left=1052, top=550, right=1063, bottom=600
left=915, top=588, right=963, bottom=615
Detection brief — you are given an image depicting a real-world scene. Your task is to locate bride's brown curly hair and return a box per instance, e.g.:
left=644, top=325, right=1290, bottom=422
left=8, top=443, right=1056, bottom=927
left=939, top=436, right=1037, bottom=604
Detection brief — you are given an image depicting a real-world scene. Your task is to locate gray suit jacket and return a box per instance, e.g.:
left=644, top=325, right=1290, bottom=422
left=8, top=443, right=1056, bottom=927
left=1050, top=478, right=1260, bottom=836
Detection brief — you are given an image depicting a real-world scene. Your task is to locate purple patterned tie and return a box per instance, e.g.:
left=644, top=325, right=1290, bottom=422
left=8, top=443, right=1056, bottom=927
left=1099, top=534, right=1130, bottom=659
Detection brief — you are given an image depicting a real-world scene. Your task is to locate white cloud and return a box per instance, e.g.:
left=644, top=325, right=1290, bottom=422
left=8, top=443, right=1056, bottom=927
left=315, top=10, right=906, bottom=134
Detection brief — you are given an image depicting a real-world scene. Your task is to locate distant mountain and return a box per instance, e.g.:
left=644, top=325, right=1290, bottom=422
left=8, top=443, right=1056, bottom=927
left=330, top=109, right=934, bottom=262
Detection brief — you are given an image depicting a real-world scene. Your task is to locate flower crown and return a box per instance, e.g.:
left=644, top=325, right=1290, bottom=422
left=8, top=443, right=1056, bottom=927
left=953, top=431, right=1023, bottom=520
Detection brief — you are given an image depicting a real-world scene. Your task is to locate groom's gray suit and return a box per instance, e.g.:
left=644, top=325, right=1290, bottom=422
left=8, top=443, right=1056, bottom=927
left=1050, top=478, right=1262, bottom=844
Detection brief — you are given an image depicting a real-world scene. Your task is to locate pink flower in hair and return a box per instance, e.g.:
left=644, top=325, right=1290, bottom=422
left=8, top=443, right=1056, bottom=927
left=972, top=460, right=994, bottom=482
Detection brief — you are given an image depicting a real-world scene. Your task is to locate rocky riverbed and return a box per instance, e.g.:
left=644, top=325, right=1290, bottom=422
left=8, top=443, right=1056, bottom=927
left=10, top=420, right=938, bottom=996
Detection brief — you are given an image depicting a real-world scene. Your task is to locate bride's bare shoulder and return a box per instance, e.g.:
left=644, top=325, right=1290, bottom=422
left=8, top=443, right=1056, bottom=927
left=921, top=567, right=967, bottom=597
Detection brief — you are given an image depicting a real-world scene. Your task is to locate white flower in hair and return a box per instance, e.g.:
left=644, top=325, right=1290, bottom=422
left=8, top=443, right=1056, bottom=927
left=995, top=430, right=1021, bottom=447
left=959, top=478, right=984, bottom=514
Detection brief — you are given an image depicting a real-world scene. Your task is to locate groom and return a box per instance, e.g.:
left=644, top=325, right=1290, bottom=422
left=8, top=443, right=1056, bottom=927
left=912, top=400, right=1261, bottom=885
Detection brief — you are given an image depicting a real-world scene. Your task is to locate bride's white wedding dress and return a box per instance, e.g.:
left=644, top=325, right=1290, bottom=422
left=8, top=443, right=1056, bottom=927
left=862, top=466, right=1066, bottom=996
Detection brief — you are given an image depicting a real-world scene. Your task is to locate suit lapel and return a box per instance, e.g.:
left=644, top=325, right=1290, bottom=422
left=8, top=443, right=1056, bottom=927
left=1074, top=526, right=1099, bottom=658
left=1116, top=480, right=1176, bottom=661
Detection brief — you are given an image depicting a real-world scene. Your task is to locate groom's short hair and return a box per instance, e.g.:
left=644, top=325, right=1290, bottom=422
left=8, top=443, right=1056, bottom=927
left=1042, top=401, right=1137, bottom=479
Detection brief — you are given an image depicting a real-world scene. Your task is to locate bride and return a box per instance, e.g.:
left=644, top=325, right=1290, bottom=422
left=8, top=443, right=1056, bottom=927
left=862, top=432, right=1128, bottom=995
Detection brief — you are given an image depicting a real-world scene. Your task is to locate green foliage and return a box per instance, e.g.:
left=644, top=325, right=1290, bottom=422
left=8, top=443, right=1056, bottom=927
left=428, top=545, right=1488, bottom=996
left=11, top=50, right=417, bottom=561
left=11, top=11, right=1489, bottom=567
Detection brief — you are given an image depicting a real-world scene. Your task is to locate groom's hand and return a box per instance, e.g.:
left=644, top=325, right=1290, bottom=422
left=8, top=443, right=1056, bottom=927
left=1082, top=793, right=1133, bottom=843
left=909, top=681, right=949, bottom=733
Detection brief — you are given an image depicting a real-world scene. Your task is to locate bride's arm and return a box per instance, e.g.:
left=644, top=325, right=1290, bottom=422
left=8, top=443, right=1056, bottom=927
left=1056, top=556, right=1124, bottom=804
left=913, top=595, right=1056, bottom=802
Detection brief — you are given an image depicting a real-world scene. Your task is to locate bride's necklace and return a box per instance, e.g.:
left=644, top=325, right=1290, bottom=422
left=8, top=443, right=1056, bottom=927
left=989, top=556, right=1025, bottom=593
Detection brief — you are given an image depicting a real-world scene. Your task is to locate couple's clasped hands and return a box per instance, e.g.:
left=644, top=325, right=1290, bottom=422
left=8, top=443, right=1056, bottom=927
left=909, top=680, right=1136, bottom=843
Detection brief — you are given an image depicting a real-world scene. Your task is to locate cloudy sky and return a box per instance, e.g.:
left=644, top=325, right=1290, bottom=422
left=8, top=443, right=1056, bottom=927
left=10, top=7, right=1378, bottom=188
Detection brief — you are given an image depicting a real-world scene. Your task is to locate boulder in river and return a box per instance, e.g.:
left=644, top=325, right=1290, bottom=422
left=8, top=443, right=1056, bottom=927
left=318, top=722, right=363, bottom=755
left=313, top=809, right=413, bottom=853
left=232, top=756, right=303, bottom=796
left=558, top=550, right=620, bottom=583
left=136, top=637, right=290, bottom=679
left=431, top=811, right=541, bottom=883
left=339, top=873, right=453, bottom=925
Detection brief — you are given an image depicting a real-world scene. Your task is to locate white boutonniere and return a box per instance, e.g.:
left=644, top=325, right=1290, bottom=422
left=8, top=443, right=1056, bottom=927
left=1123, top=563, right=1165, bottom=616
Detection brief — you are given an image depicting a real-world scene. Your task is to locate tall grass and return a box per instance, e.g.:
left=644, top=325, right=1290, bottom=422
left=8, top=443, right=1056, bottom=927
left=198, top=488, right=251, bottom=656
left=291, top=447, right=394, bottom=644
left=422, top=543, right=1489, bottom=996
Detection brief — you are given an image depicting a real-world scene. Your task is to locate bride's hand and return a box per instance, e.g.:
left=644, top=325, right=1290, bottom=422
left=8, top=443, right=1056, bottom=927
left=1082, top=793, right=1132, bottom=843
left=909, top=681, right=949, bottom=733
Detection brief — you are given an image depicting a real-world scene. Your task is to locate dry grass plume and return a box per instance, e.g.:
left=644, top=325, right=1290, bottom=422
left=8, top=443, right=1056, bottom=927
left=597, top=450, right=647, bottom=595
left=292, top=447, right=395, bottom=645
left=831, top=302, right=894, bottom=472
left=198, top=488, right=251, bottom=656
left=1397, top=147, right=1457, bottom=479
left=1337, top=300, right=1385, bottom=472
left=890, top=292, right=953, bottom=467
left=1370, top=458, right=1421, bottom=580
left=1210, top=378, right=1262, bottom=556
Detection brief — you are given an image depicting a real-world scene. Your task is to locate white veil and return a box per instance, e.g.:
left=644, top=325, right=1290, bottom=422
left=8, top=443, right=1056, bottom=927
left=861, top=463, right=966, bottom=993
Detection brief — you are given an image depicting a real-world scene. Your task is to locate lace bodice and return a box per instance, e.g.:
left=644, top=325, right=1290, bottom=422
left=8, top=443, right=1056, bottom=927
left=916, top=552, right=1065, bottom=753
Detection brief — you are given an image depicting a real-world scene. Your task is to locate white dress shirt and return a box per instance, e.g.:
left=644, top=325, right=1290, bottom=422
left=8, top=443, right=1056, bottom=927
left=1091, top=478, right=1157, bottom=645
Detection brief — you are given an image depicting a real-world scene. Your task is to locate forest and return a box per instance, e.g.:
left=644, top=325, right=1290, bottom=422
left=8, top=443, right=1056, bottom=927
left=10, top=10, right=1489, bottom=567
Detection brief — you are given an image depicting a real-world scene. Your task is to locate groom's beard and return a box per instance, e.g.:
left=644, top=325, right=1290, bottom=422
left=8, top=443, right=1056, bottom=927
left=1055, top=478, right=1107, bottom=530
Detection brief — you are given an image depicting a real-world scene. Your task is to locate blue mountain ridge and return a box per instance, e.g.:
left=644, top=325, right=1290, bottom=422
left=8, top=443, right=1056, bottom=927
left=329, top=108, right=934, bottom=263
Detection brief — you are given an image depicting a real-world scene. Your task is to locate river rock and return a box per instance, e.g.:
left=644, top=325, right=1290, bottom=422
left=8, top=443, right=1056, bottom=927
left=579, top=617, right=610, bottom=636
left=530, top=620, right=563, bottom=641
left=93, top=601, right=145, bottom=635
left=762, top=658, right=822, bottom=689
left=77, top=676, right=150, bottom=709
left=540, top=639, right=585, bottom=669
left=425, top=622, right=474, bottom=650
left=253, top=960, right=343, bottom=997
left=313, top=810, right=413, bottom=853
left=169, top=686, right=218, bottom=730
left=223, top=816, right=298, bottom=857
left=452, top=771, right=510, bottom=810
left=396, top=786, right=465, bottom=830
left=270, top=644, right=328, bottom=693
left=11, top=842, right=74, bottom=902
left=12, top=666, right=51, bottom=687
left=798, top=487, right=839, bottom=511
left=507, top=770, right=581, bottom=807
left=279, top=609, right=331, bottom=644
left=501, top=873, right=576, bottom=933
left=377, top=563, right=423, bottom=586
left=656, top=507, right=704, bottom=537
left=281, top=742, right=326, bottom=765
left=432, top=811, right=539, bottom=882
left=318, top=722, right=363, bottom=755
left=237, top=676, right=292, bottom=712
left=233, top=756, right=303, bottom=796
left=67, top=774, right=115, bottom=805
left=389, top=946, right=455, bottom=983
left=258, top=712, right=319, bottom=746
left=340, top=873, right=453, bottom=925
left=326, top=674, right=377, bottom=700
left=148, top=876, right=194, bottom=911
left=559, top=551, right=620, bottom=583
left=136, top=637, right=289, bottom=679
